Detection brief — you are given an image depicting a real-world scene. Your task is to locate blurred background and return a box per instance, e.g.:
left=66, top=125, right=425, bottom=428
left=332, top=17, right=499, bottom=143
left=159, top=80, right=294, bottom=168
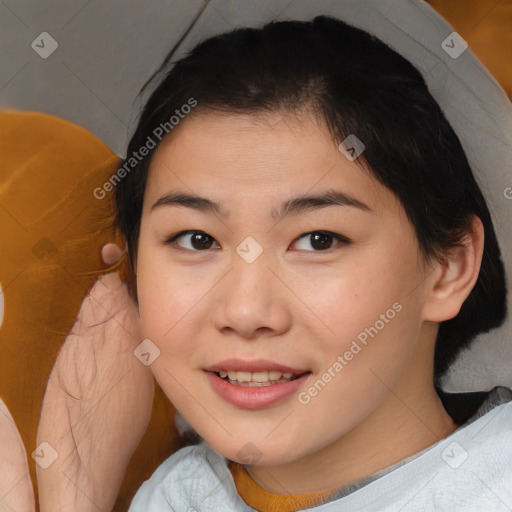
left=1, top=0, right=510, bottom=157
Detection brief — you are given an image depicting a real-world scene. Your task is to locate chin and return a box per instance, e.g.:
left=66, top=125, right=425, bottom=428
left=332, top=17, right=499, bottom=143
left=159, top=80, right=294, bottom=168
left=203, top=433, right=303, bottom=467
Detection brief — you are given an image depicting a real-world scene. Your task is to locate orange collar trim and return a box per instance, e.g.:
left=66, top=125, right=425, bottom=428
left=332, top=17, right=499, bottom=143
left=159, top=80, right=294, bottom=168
left=228, top=461, right=335, bottom=512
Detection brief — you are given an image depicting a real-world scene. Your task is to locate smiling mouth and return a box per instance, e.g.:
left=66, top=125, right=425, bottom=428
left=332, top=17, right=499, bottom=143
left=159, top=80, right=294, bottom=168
left=214, top=370, right=310, bottom=387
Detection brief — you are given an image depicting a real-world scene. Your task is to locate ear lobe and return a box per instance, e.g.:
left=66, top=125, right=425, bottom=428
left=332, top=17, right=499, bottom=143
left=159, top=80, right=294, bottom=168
left=423, top=215, right=484, bottom=323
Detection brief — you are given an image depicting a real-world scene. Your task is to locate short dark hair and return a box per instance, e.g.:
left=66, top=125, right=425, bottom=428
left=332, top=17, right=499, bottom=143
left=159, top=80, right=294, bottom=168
left=114, top=15, right=507, bottom=385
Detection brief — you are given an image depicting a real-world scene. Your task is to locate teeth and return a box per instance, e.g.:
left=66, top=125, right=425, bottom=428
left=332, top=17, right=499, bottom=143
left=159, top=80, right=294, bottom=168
left=217, top=369, right=299, bottom=384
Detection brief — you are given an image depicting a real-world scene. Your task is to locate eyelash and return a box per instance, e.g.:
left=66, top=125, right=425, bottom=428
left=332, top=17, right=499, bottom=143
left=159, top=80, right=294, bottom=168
left=164, top=230, right=351, bottom=253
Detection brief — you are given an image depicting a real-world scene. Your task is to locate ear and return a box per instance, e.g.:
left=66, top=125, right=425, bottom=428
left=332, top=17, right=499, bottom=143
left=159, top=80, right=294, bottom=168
left=422, top=215, right=484, bottom=323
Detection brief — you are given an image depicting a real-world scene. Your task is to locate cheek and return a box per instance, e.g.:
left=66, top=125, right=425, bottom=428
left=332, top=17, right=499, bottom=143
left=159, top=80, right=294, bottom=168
left=136, top=241, right=198, bottom=355
left=314, top=258, right=394, bottom=329
left=136, top=260, right=199, bottom=404
left=312, top=246, right=421, bottom=368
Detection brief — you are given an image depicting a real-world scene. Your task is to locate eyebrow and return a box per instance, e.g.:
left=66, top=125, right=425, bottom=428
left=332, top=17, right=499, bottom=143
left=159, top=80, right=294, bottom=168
left=151, top=189, right=373, bottom=222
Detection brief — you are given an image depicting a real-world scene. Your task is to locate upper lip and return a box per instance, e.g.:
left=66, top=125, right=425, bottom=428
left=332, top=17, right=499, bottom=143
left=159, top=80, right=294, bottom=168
left=204, top=358, right=310, bottom=374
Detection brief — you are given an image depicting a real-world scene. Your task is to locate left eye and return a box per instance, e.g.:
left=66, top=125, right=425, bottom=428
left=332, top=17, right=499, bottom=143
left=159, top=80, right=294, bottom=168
left=165, top=230, right=350, bottom=252
left=293, top=231, right=350, bottom=251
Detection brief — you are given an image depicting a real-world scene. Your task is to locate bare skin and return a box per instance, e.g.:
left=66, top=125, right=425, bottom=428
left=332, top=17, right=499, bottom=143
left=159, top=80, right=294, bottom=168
left=36, top=245, right=154, bottom=512
left=0, top=398, right=35, bottom=512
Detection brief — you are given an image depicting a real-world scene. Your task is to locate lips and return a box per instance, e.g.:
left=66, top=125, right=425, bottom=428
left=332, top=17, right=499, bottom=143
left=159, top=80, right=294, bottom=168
left=205, top=369, right=311, bottom=409
left=203, top=358, right=311, bottom=408
left=204, top=358, right=309, bottom=374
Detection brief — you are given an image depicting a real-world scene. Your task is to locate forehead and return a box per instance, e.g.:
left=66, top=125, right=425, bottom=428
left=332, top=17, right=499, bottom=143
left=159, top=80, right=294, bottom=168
left=144, top=111, right=401, bottom=217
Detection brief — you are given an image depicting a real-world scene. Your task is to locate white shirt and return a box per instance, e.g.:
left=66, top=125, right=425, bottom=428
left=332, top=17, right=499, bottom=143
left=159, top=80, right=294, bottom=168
left=127, top=387, right=512, bottom=512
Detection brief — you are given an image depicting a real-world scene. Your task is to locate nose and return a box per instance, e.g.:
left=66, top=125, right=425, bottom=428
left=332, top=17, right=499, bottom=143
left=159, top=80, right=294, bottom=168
left=211, top=251, right=292, bottom=340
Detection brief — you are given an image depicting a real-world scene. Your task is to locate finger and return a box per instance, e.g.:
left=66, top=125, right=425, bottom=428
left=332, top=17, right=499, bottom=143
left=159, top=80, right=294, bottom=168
left=72, top=272, right=141, bottom=338
left=0, top=398, right=36, bottom=512
left=100, top=242, right=125, bottom=266
left=37, top=288, right=154, bottom=512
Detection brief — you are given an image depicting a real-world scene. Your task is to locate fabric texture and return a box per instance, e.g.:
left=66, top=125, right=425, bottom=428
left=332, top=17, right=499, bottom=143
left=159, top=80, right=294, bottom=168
left=426, top=0, right=512, bottom=99
left=127, top=386, right=512, bottom=511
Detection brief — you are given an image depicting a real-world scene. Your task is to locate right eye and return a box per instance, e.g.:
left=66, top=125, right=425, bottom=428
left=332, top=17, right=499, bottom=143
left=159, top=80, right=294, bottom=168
left=164, top=230, right=220, bottom=252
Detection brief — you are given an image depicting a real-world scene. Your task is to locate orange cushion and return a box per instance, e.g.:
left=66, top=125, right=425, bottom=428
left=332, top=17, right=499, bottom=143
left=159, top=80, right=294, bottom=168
left=0, top=110, right=180, bottom=511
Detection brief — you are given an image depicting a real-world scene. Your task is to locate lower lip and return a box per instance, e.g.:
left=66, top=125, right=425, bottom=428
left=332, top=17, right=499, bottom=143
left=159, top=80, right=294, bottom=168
left=205, top=371, right=311, bottom=409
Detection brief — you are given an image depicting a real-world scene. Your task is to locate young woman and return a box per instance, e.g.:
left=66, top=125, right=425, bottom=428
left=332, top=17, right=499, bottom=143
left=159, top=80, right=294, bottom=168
left=108, top=12, right=511, bottom=512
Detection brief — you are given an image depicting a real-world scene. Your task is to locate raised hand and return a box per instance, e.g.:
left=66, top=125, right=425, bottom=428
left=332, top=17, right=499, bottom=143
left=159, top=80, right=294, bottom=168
left=36, top=246, right=154, bottom=512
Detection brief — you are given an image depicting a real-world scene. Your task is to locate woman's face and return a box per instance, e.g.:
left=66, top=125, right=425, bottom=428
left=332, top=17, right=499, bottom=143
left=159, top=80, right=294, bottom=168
left=136, top=111, right=437, bottom=466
